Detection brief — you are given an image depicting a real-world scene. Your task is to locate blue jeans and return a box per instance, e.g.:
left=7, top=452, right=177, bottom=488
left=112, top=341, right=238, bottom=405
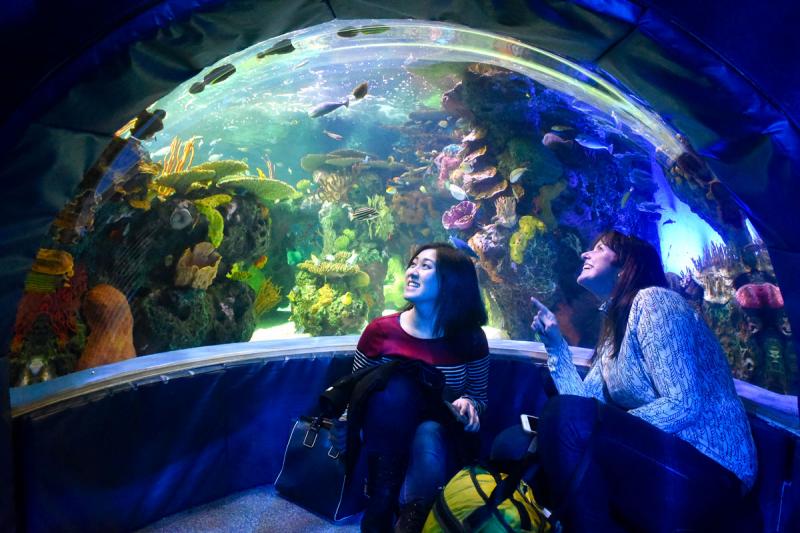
left=361, top=374, right=460, bottom=506
left=537, top=395, right=744, bottom=533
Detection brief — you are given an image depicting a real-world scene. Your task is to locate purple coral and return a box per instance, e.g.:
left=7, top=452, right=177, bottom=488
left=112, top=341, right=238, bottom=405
left=442, top=201, right=478, bottom=230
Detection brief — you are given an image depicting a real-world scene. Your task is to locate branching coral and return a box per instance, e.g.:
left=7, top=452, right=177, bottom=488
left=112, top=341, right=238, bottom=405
left=691, top=243, right=742, bottom=304
left=365, top=194, right=394, bottom=241
left=161, top=136, right=196, bottom=175
left=254, top=278, right=282, bottom=317
left=492, top=196, right=518, bottom=228
left=313, top=170, right=351, bottom=203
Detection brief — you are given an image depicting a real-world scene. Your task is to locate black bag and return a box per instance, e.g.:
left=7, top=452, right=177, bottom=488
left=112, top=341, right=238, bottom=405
left=274, top=415, right=367, bottom=521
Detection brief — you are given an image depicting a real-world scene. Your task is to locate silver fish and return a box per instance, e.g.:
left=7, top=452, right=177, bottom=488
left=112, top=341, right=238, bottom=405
left=636, top=202, right=663, bottom=214
left=447, top=183, right=468, bottom=201
left=308, top=99, right=349, bottom=118
left=575, top=134, right=613, bottom=153
left=509, top=167, right=527, bottom=183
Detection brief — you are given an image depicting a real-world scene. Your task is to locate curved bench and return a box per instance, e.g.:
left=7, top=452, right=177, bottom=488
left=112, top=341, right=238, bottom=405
left=10, top=338, right=799, bottom=532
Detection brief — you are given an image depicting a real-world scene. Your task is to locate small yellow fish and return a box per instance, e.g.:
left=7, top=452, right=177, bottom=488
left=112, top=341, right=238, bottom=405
left=386, top=186, right=397, bottom=195
left=620, top=187, right=634, bottom=208
left=341, top=292, right=353, bottom=306
left=254, top=255, right=268, bottom=269
left=419, top=185, right=428, bottom=194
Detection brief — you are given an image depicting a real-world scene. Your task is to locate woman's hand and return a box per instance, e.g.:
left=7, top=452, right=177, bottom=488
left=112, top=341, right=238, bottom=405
left=530, top=297, right=562, bottom=345
left=452, top=398, right=480, bottom=432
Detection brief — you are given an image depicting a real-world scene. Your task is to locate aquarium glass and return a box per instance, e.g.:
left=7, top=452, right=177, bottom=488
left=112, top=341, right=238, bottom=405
left=9, top=20, right=796, bottom=394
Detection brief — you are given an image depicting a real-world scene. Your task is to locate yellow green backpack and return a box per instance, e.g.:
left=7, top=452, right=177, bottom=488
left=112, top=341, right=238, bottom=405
left=423, top=465, right=552, bottom=532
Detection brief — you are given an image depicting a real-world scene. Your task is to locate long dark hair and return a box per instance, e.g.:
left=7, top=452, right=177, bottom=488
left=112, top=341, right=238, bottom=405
left=404, top=242, right=487, bottom=338
left=595, top=230, right=668, bottom=358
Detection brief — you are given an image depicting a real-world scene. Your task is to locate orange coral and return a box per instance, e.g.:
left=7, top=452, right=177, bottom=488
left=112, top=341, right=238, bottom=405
left=76, top=284, right=135, bottom=370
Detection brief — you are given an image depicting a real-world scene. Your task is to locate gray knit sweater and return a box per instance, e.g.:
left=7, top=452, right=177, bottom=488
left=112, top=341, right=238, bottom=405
left=545, top=286, right=758, bottom=488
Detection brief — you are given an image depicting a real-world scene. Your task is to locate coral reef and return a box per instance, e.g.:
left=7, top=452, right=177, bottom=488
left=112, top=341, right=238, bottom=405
left=254, top=278, right=282, bottom=317
left=76, top=284, right=136, bottom=370
left=217, top=175, right=300, bottom=203
left=442, top=201, right=478, bottom=230
left=175, top=242, right=222, bottom=290
left=510, top=215, right=546, bottom=264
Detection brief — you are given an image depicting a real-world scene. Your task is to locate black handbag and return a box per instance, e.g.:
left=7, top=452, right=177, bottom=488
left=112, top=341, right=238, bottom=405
left=274, top=415, right=367, bottom=521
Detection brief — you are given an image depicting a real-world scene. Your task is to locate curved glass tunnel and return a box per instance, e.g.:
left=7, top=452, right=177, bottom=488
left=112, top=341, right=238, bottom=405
left=7, top=19, right=796, bottom=396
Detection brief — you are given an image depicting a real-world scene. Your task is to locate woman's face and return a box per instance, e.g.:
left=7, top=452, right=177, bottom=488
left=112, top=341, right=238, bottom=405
left=404, top=248, right=439, bottom=304
left=577, top=240, right=621, bottom=298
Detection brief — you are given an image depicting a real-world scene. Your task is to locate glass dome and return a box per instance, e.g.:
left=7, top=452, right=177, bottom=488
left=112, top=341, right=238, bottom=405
left=9, top=20, right=796, bottom=394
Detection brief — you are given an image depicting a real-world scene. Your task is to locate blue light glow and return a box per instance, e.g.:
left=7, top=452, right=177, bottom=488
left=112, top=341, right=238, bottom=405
left=651, top=161, right=724, bottom=274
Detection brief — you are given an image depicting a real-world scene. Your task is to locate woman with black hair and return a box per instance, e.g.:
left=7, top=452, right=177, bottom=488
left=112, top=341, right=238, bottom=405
left=529, top=230, right=757, bottom=532
left=353, top=242, right=489, bottom=532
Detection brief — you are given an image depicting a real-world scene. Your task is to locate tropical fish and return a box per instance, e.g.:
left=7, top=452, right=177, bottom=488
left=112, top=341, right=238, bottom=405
left=254, top=255, right=268, bottom=269
left=341, top=292, right=353, bottom=306
left=208, top=153, right=223, bottom=162
left=287, top=167, right=293, bottom=175
left=448, top=235, right=479, bottom=259
left=189, top=64, right=234, bottom=91
left=352, top=81, right=369, bottom=99
left=574, top=134, right=613, bottom=154
left=257, top=38, right=295, bottom=58
left=359, top=25, right=390, bottom=35
left=345, top=251, right=359, bottom=266
left=323, top=130, right=344, bottom=141
left=620, top=187, right=634, bottom=208
left=550, top=125, right=573, bottom=132
left=336, top=26, right=360, bottom=38
left=386, top=186, right=398, bottom=195
left=438, top=120, right=448, bottom=128
left=447, top=183, right=468, bottom=201
left=349, top=206, right=380, bottom=221
left=419, top=185, right=428, bottom=194
left=293, top=59, right=310, bottom=70
left=509, top=167, right=527, bottom=183
left=309, top=99, right=349, bottom=118
left=662, top=219, right=676, bottom=225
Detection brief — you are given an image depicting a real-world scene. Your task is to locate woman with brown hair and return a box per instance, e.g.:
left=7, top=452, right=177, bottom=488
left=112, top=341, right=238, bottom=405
left=530, top=230, right=757, bottom=532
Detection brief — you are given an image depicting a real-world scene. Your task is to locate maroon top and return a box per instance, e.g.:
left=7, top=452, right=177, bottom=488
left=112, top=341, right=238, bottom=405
left=354, top=312, right=490, bottom=412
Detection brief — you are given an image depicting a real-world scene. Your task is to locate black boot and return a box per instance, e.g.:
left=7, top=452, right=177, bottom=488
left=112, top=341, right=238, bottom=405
left=361, top=454, right=408, bottom=533
left=394, top=499, right=431, bottom=533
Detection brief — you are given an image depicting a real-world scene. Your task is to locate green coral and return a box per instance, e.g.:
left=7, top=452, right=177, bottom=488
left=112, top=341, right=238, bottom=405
left=334, top=234, right=352, bottom=251
left=196, top=203, right=224, bottom=248
left=510, top=215, right=546, bottom=263
left=288, top=271, right=369, bottom=336
left=195, top=194, right=232, bottom=209
left=155, top=169, right=215, bottom=194
left=192, top=159, right=249, bottom=178
left=226, top=262, right=251, bottom=281
left=217, top=175, right=300, bottom=203
left=365, top=194, right=394, bottom=241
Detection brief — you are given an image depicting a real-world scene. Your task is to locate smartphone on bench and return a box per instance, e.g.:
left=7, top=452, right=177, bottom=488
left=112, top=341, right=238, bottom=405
left=520, top=413, right=539, bottom=435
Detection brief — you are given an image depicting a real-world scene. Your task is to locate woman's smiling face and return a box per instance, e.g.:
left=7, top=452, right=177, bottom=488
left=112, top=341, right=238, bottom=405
left=404, top=248, right=439, bottom=304
left=577, top=239, right=621, bottom=298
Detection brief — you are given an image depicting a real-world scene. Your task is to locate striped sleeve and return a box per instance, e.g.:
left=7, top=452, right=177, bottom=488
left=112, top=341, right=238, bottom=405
left=353, top=348, right=387, bottom=371
left=461, top=354, right=490, bottom=414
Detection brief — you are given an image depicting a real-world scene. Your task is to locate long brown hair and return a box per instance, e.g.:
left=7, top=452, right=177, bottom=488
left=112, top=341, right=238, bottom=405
left=595, top=230, right=668, bottom=358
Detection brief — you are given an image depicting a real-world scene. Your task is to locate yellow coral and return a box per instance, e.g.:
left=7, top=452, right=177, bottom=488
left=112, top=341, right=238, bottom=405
left=310, top=284, right=335, bottom=314
left=534, top=182, right=566, bottom=226
left=510, top=215, right=546, bottom=263
left=254, top=279, right=282, bottom=317
left=31, top=249, right=74, bottom=278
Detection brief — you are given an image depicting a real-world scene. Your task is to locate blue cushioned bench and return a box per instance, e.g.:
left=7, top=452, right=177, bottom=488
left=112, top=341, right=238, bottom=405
left=10, top=338, right=800, bottom=532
